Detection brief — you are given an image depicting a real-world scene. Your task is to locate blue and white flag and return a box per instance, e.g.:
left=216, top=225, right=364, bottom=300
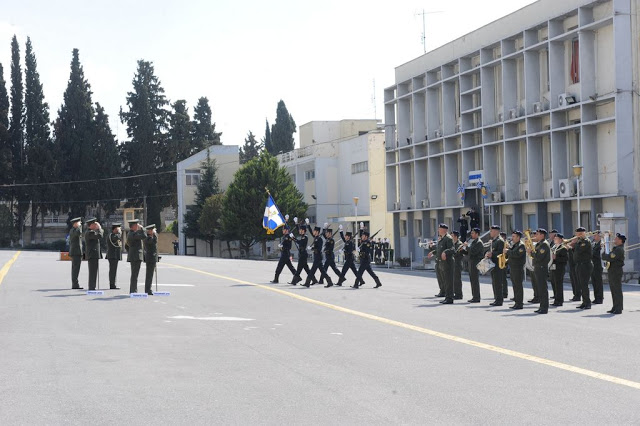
left=457, top=182, right=465, bottom=202
left=263, top=194, right=285, bottom=234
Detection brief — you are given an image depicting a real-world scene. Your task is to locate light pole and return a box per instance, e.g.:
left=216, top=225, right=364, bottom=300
left=353, top=197, right=359, bottom=252
left=573, top=164, right=583, bottom=228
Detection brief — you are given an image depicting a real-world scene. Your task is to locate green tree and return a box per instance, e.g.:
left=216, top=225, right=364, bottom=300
left=119, top=60, right=170, bottom=229
left=0, top=204, right=17, bottom=247
left=168, top=99, right=193, bottom=163
left=182, top=148, right=220, bottom=241
left=262, top=119, right=272, bottom=154
left=9, top=35, right=25, bottom=243
left=0, top=63, right=11, bottom=190
left=239, top=131, right=262, bottom=164
left=198, top=193, right=225, bottom=256
left=221, top=151, right=306, bottom=258
left=92, top=103, right=121, bottom=215
left=24, top=37, right=57, bottom=243
left=192, top=96, right=221, bottom=151
left=269, top=100, right=296, bottom=154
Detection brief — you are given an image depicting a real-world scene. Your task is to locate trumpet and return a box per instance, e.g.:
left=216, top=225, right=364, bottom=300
left=456, top=241, right=469, bottom=253
left=561, top=231, right=597, bottom=249
left=418, top=238, right=436, bottom=248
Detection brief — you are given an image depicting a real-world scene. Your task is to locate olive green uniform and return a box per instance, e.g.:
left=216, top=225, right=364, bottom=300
left=532, top=240, right=551, bottom=313
left=69, top=226, right=83, bottom=289
left=431, top=234, right=455, bottom=300
left=573, top=237, right=593, bottom=308
left=106, top=231, right=122, bottom=289
left=551, top=245, right=568, bottom=305
left=602, top=245, right=625, bottom=313
left=489, top=237, right=505, bottom=305
left=463, top=238, right=485, bottom=301
left=505, top=241, right=526, bottom=306
left=453, top=240, right=464, bottom=299
left=127, top=229, right=146, bottom=293
left=144, top=233, right=158, bottom=294
left=85, top=227, right=103, bottom=290
left=591, top=240, right=604, bottom=303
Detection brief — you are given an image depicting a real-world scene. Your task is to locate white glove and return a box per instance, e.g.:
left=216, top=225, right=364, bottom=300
left=285, top=214, right=289, bottom=221
left=339, top=225, right=343, bottom=231
left=323, top=222, right=328, bottom=228
left=339, top=249, right=344, bottom=254
left=307, top=246, right=312, bottom=250
left=278, top=244, right=283, bottom=248
left=305, top=218, right=310, bottom=225
left=294, top=217, right=298, bottom=224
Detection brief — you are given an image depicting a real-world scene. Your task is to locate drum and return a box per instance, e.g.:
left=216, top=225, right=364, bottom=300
left=476, top=258, right=495, bottom=275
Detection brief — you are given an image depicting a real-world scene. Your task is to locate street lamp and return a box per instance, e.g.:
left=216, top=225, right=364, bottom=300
left=353, top=197, right=359, bottom=252
left=573, top=164, right=583, bottom=228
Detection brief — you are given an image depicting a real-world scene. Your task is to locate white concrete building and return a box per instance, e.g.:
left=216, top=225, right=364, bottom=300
left=385, top=0, right=639, bottom=269
left=278, top=120, right=393, bottom=242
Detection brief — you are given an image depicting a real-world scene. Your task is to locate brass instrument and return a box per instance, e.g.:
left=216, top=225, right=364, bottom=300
left=524, top=229, right=535, bottom=271
left=418, top=238, right=436, bottom=249
left=603, top=231, right=611, bottom=270
left=456, top=241, right=468, bottom=253
left=561, top=231, right=597, bottom=249
left=497, top=240, right=511, bottom=269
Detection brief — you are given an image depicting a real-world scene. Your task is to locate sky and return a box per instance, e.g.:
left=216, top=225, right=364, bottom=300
left=0, top=0, right=536, bottom=149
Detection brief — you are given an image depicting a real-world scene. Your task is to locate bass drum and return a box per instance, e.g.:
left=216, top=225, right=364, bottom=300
left=476, top=258, right=495, bottom=275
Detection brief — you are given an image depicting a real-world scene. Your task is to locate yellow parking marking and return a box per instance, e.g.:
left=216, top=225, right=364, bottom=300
left=0, top=251, right=21, bottom=287
left=166, top=262, right=640, bottom=391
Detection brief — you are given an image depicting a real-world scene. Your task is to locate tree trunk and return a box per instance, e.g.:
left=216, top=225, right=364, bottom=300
left=40, top=206, right=45, bottom=243
left=30, top=202, right=38, bottom=244
left=209, top=239, right=214, bottom=257
left=262, top=240, right=267, bottom=260
left=226, top=240, right=232, bottom=258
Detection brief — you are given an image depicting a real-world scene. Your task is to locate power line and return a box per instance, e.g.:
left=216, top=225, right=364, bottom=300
left=9, top=192, right=177, bottom=205
left=0, top=170, right=177, bottom=188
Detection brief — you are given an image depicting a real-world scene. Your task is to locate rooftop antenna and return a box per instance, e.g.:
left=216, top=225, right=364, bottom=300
left=416, top=9, right=444, bottom=54
left=371, top=79, right=377, bottom=120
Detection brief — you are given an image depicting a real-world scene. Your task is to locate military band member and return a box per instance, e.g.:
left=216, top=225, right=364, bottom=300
left=528, top=228, right=550, bottom=314
left=336, top=226, right=364, bottom=287
left=461, top=227, right=483, bottom=303
left=567, top=245, right=580, bottom=301
left=427, top=234, right=445, bottom=297
left=428, top=224, right=454, bottom=304
left=319, top=225, right=341, bottom=285
left=551, top=234, right=568, bottom=306
left=270, top=224, right=297, bottom=284
left=84, top=218, right=103, bottom=291
left=485, top=225, right=505, bottom=306
left=143, top=224, right=158, bottom=295
left=528, top=231, right=540, bottom=304
left=569, top=227, right=593, bottom=310
left=106, top=223, right=122, bottom=290
left=504, top=231, right=526, bottom=309
left=591, top=231, right=604, bottom=304
left=548, top=229, right=558, bottom=301
left=353, top=230, right=382, bottom=289
left=69, top=217, right=84, bottom=289
left=452, top=231, right=464, bottom=300
left=602, top=233, right=626, bottom=315
left=126, top=219, right=145, bottom=293
left=303, top=224, right=334, bottom=288
left=289, top=218, right=318, bottom=285
left=500, top=231, right=509, bottom=299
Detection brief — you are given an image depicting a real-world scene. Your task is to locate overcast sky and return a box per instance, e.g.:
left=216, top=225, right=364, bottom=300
left=0, top=0, right=536, bottom=149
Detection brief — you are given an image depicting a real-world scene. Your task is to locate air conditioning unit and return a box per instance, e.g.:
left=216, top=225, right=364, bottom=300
left=533, top=102, right=543, bottom=113
left=421, top=199, right=429, bottom=208
left=434, top=130, right=442, bottom=138
left=490, top=192, right=503, bottom=203
left=558, top=179, right=576, bottom=198
left=558, top=93, right=577, bottom=108
left=509, top=108, right=518, bottom=120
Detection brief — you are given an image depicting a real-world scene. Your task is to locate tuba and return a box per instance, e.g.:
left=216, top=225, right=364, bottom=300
left=524, top=229, right=535, bottom=271
left=603, top=231, right=611, bottom=270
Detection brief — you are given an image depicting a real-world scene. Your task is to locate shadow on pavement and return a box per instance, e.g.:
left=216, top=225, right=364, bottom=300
left=583, top=314, right=617, bottom=318
left=45, top=294, right=87, bottom=298
left=34, top=289, right=78, bottom=292
left=89, top=295, right=131, bottom=301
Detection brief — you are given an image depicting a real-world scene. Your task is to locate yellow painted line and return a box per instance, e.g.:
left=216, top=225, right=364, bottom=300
left=0, top=251, right=21, bottom=286
left=167, top=262, right=640, bottom=391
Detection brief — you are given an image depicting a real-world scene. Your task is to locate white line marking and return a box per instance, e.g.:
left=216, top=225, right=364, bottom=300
left=168, top=316, right=255, bottom=321
left=331, top=332, right=343, bottom=335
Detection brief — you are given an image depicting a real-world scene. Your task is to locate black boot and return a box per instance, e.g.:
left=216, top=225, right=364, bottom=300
left=270, top=275, right=279, bottom=284
left=336, top=277, right=345, bottom=287
left=374, top=278, right=382, bottom=288
left=324, top=278, right=333, bottom=288
left=289, top=276, right=301, bottom=285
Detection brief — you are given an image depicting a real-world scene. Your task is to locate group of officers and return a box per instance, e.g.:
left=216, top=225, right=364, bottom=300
left=270, top=217, right=382, bottom=289
left=68, top=217, right=160, bottom=295
left=426, top=223, right=627, bottom=315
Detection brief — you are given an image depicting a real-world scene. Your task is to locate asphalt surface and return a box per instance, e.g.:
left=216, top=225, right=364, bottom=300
left=1, top=250, right=640, bottom=425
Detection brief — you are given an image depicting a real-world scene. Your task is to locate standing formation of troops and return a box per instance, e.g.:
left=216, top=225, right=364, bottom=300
left=68, top=218, right=159, bottom=295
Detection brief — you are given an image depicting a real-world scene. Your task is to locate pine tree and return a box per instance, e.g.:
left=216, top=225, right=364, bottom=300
left=262, top=119, right=272, bottom=154
left=24, top=37, right=56, bottom=243
left=239, top=131, right=263, bottom=164
left=182, top=148, right=220, bottom=241
left=0, top=63, right=11, bottom=190
left=269, top=100, right=296, bottom=154
left=92, top=104, right=121, bottom=215
left=54, top=48, right=97, bottom=221
left=168, top=99, right=193, bottom=163
left=192, top=96, right=221, bottom=151
left=9, top=35, right=25, bottom=244
left=119, top=60, right=170, bottom=229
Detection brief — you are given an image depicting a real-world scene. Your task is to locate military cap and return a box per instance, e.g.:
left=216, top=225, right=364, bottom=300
left=325, top=228, right=333, bottom=233
left=85, top=217, right=97, bottom=224
left=555, top=233, right=564, bottom=239
left=593, top=230, right=601, bottom=235
left=499, top=231, right=507, bottom=237
left=616, top=233, right=627, bottom=243
left=452, top=230, right=460, bottom=236
left=575, top=227, right=586, bottom=232
left=537, top=228, right=548, bottom=235
left=512, top=230, right=523, bottom=237
left=491, top=225, right=501, bottom=230
left=362, top=231, right=370, bottom=237
left=345, top=231, right=353, bottom=237
left=471, top=227, right=481, bottom=234
left=438, top=223, right=448, bottom=230
left=128, top=219, right=140, bottom=225
left=70, top=217, right=82, bottom=224
left=550, top=229, right=559, bottom=234
left=111, top=223, right=122, bottom=229
left=145, top=224, right=156, bottom=230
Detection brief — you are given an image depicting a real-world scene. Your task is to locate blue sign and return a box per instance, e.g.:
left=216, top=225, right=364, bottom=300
left=86, top=290, right=104, bottom=296
left=154, top=292, right=171, bottom=296
left=130, top=293, right=148, bottom=298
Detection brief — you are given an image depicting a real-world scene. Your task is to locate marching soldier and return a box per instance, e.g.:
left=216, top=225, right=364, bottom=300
left=504, top=231, right=526, bottom=309
left=143, top=224, right=158, bottom=295
left=353, top=229, right=382, bottom=289
left=602, top=233, right=626, bottom=315
left=126, top=219, right=145, bottom=293
left=591, top=231, right=604, bottom=304
left=106, top=223, right=122, bottom=290
left=485, top=225, right=505, bottom=306
left=500, top=231, right=509, bottom=299
left=270, top=223, right=297, bottom=284
left=452, top=231, right=463, bottom=300
left=551, top=233, right=568, bottom=306
left=569, top=227, right=593, bottom=310
left=428, top=224, right=454, bottom=304
left=527, top=228, right=550, bottom=314
left=336, top=225, right=364, bottom=287
left=69, top=217, right=84, bottom=289
left=84, top=218, right=103, bottom=291
left=461, top=227, right=483, bottom=303
left=303, top=223, right=334, bottom=288
left=319, top=224, right=341, bottom=285
left=289, top=218, right=318, bottom=285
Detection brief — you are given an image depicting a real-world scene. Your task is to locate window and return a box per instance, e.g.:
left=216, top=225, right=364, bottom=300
left=573, top=212, right=590, bottom=230
left=541, top=49, right=550, bottom=92
left=304, top=170, right=315, bottom=181
left=351, top=161, right=369, bottom=174
left=291, top=173, right=296, bottom=183
left=542, top=136, right=552, bottom=180
left=569, top=131, right=581, bottom=170
left=414, top=219, right=422, bottom=237
left=527, top=214, right=537, bottom=231
left=185, top=169, right=200, bottom=186
left=400, top=220, right=407, bottom=237
left=551, top=213, right=561, bottom=231
left=570, top=39, right=580, bottom=84
left=503, top=215, right=513, bottom=233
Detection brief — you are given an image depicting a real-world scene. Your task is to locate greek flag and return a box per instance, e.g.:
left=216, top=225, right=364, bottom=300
left=457, top=182, right=465, bottom=201
left=263, top=194, right=285, bottom=234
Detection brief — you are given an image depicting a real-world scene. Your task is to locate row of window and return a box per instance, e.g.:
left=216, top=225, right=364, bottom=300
left=351, top=161, right=369, bottom=174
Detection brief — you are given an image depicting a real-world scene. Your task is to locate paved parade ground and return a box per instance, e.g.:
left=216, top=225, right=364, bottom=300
left=1, top=250, right=640, bottom=425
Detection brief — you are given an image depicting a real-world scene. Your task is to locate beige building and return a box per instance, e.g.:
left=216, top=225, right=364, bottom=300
left=278, top=120, right=393, bottom=244
left=177, top=145, right=240, bottom=256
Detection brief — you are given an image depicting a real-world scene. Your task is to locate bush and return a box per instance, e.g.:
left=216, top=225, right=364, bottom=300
left=23, top=240, right=68, bottom=252
left=398, top=257, right=412, bottom=267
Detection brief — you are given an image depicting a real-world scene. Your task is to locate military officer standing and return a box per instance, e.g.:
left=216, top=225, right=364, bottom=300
left=504, top=231, right=526, bottom=309
left=461, top=227, right=483, bottom=303
left=485, top=225, right=505, bottom=306
left=270, top=224, right=297, bottom=284
left=567, top=245, right=580, bottom=301
left=527, top=231, right=540, bottom=304
left=527, top=228, right=550, bottom=314
left=106, top=223, right=122, bottom=290
left=602, top=233, right=626, bottom=314
left=427, top=236, right=444, bottom=297
left=547, top=229, right=558, bottom=301
left=550, top=233, right=568, bottom=306
left=69, top=217, right=84, bottom=289
left=126, top=219, right=146, bottom=293
left=500, top=231, right=509, bottom=299
left=428, top=224, right=454, bottom=304
left=84, top=218, right=103, bottom=291
left=143, top=224, right=158, bottom=295
left=353, top=230, right=382, bottom=289
left=569, top=227, right=593, bottom=310
left=452, top=231, right=464, bottom=300
left=591, top=231, right=604, bottom=304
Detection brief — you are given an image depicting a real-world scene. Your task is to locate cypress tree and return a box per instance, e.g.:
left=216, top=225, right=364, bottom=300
left=92, top=103, right=121, bottom=215
left=0, top=63, right=11, bottom=189
left=239, top=131, right=262, bottom=164
left=182, top=148, right=220, bottom=242
left=269, top=100, right=296, bottom=154
left=262, top=119, right=272, bottom=154
left=168, top=99, right=193, bottom=163
left=9, top=35, right=25, bottom=244
left=192, top=96, right=221, bottom=151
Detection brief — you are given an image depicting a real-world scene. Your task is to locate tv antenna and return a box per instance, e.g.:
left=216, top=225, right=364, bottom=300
left=416, top=9, right=444, bottom=54
left=371, top=79, right=377, bottom=120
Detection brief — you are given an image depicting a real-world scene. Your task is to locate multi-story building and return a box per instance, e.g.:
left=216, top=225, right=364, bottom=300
left=385, top=0, right=639, bottom=269
left=278, top=120, right=393, bottom=242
